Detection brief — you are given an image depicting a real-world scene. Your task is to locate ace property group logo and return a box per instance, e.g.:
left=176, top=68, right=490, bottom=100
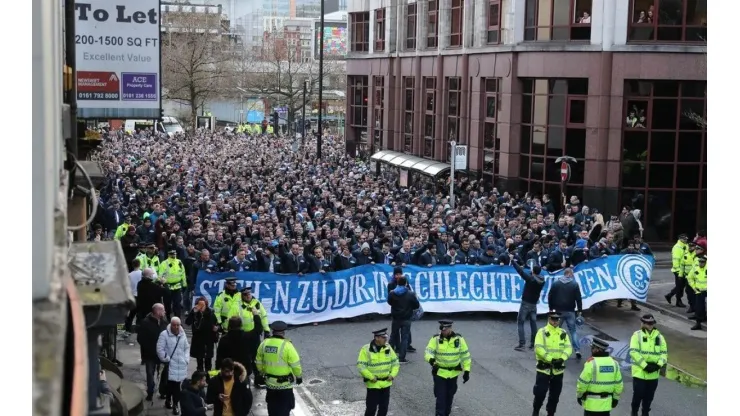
left=74, top=0, right=161, bottom=114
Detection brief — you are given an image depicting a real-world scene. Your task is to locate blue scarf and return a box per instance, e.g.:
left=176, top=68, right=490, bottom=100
left=393, top=286, right=408, bottom=296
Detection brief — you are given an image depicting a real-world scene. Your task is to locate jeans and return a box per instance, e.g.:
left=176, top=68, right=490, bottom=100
left=144, top=360, right=159, bottom=396
left=559, top=311, right=580, bottom=352
left=390, top=319, right=411, bottom=360
left=517, top=301, right=538, bottom=346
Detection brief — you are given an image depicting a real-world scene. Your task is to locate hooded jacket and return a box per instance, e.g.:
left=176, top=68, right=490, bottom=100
left=156, top=324, right=191, bottom=382
left=547, top=275, right=583, bottom=313
left=513, top=262, right=546, bottom=304
left=206, top=362, right=253, bottom=416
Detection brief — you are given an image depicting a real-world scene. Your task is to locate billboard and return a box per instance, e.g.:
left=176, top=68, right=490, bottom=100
left=75, top=0, right=162, bottom=119
left=314, top=21, right=347, bottom=60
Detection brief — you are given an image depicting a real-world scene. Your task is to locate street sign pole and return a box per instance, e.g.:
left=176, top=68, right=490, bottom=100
left=450, top=141, right=456, bottom=210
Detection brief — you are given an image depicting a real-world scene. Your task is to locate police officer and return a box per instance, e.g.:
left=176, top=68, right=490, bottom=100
left=628, top=314, right=668, bottom=416
left=213, top=277, right=242, bottom=331
left=665, top=233, right=688, bottom=307
left=680, top=242, right=697, bottom=313
left=356, top=328, right=400, bottom=416
left=145, top=243, right=161, bottom=276
left=256, top=321, right=303, bottom=416
left=532, top=311, right=573, bottom=416
left=159, top=249, right=187, bottom=319
left=424, top=320, right=471, bottom=416
left=687, top=255, right=707, bottom=330
left=576, top=338, right=623, bottom=415
left=241, top=286, right=270, bottom=385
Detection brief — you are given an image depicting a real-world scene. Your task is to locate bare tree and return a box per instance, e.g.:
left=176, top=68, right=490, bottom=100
left=162, top=11, right=233, bottom=129
left=233, top=34, right=345, bottom=133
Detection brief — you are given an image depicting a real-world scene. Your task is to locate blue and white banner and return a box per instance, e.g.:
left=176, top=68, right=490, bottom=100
left=195, top=254, right=654, bottom=325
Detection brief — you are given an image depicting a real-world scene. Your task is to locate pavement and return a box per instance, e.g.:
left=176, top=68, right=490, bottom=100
left=116, top=329, right=313, bottom=416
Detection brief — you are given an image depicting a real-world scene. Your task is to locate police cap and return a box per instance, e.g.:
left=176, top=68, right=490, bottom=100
left=270, top=321, right=288, bottom=332
left=241, top=284, right=255, bottom=293
left=147, top=243, right=157, bottom=248
left=547, top=310, right=562, bottom=319
left=678, top=233, right=688, bottom=240
left=640, top=313, right=657, bottom=324
left=168, top=249, right=177, bottom=254
left=438, top=320, right=454, bottom=329
left=591, top=337, right=610, bottom=350
left=372, top=328, right=388, bottom=337
left=698, top=255, right=707, bottom=262
left=224, top=277, right=237, bottom=283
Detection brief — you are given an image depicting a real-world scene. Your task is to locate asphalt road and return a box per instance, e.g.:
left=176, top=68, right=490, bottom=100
left=289, top=314, right=707, bottom=416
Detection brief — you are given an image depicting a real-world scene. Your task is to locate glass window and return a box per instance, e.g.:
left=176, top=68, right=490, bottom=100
left=675, top=164, right=701, bottom=189
left=545, top=158, right=562, bottom=182
left=648, top=163, right=675, bottom=188
left=546, top=127, right=564, bottom=157
left=568, top=99, right=586, bottom=124
left=425, top=115, right=435, bottom=137
left=679, top=100, right=705, bottom=130
left=673, top=190, right=699, bottom=237
left=486, top=96, right=497, bottom=118
left=651, top=99, right=678, bottom=130
left=484, top=123, right=496, bottom=149
left=522, top=94, right=533, bottom=124
left=524, top=0, right=592, bottom=41
left=531, top=157, right=546, bottom=180
left=623, top=131, right=649, bottom=162
left=520, top=125, right=532, bottom=153
left=629, top=0, right=707, bottom=43
left=652, top=80, right=680, bottom=97
left=626, top=101, right=648, bottom=128
left=548, top=95, right=567, bottom=125
left=426, top=92, right=435, bottom=112
left=676, top=132, right=702, bottom=162
left=532, top=127, right=546, bottom=155
left=681, top=81, right=706, bottom=98
left=645, top=190, right=673, bottom=241
left=621, top=189, right=646, bottom=213
left=649, top=131, right=676, bottom=162
left=568, top=78, right=589, bottom=95
left=424, top=139, right=434, bottom=157
left=622, top=163, right=647, bottom=188
left=569, top=159, right=585, bottom=184
left=565, top=128, right=586, bottom=159
left=520, top=155, right=530, bottom=178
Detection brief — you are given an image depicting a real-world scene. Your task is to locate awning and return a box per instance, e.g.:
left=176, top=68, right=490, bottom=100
left=369, top=150, right=452, bottom=177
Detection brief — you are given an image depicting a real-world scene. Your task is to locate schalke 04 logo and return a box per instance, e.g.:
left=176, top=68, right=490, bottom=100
left=616, top=255, right=653, bottom=299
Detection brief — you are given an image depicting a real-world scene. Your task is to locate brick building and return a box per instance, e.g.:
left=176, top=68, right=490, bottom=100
left=345, top=0, right=707, bottom=241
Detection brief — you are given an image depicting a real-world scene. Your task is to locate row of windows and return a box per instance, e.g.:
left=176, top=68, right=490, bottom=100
left=349, top=0, right=706, bottom=52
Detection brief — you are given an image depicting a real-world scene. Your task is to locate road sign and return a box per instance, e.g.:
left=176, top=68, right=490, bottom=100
left=560, top=161, right=569, bottom=181
left=454, top=145, right=468, bottom=171
left=121, top=73, right=158, bottom=101
left=77, top=71, right=120, bottom=101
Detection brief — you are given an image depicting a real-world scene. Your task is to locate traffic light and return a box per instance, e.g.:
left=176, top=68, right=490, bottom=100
left=272, top=111, right=279, bottom=133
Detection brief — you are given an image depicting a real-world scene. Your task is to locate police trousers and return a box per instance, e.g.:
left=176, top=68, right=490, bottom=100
left=432, top=375, right=458, bottom=416
left=245, top=332, right=262, bottom=380
left=584, top=411, right=610, bottom=415
left=533, top=372, right=564, bottom=414
left=266, top=388, right=295, bottom=416
left=668, top=272, right=686, bottom=300
left=164, top=289, right=183, bottom=319
left=365, top=387, right=390, bottom=416
left=694, top=291, right=707, bottom=323
left=631, top=378, right=659, bottom=414
left=685, top=286, right=696, bottom=310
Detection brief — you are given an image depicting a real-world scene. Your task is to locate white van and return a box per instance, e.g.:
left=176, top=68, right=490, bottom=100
left=124, top=117, right=184, bottom=137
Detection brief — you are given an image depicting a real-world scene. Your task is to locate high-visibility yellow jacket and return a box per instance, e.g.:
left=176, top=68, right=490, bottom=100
left=534, top=323, right=573, bottom=376
left=239, top=302, right=256, bottom=332
left=256, top=336, right=302, bottom=390
left=687, top=264, right=707, bottom=293
left=629, top=328, right=668, bottom=380
left=424, top=332, right=472, bottom=379
left=243, top=298, right=269, bottom=332
left=576, top=356, right=624, bottom=412
left=213, top=291, right=242, bottom=328
left=114, top=223, right=129, bottom=240
left=680, top=250, right=696, bottom=278
left=356, top=342, right=400, bottom=389
left=158, top=258, right=187, bottom=290
left=671, top=241, right=686, bottom=273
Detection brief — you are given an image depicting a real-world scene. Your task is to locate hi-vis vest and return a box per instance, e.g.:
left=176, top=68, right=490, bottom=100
left=158, top=258, right=186, bottom=290
left=681, top=250, right=696, bottom=277
left=240, top=302, right=256, bottom=332
left=423, top=333, right=472, bottom=379
left=688, top=264, right=707, bottom=293
left=256, top=337, right=302, bottom=390
left=671, top=241, right=686, bottom=273
left=629, top=329, right=668, bottom=380
left=534, top=323, right=573, bottom=376
left=213, top=292, right=241, bottom=327
left=244, top=298, right=269, bottom=332
left=356, top=343, right=399, bottom=389
left=576, top=356, right=624, bottom=412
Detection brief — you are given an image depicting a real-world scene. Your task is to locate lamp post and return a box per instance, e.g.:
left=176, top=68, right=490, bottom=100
left=303, top=79, right=309, bottom=143
left=316, top=0, right=325, bottom=159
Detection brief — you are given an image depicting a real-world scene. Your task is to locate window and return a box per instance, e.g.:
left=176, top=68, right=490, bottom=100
left=373, top=76, right=385, bottom=152
left=423, top=77, right=437, bottom=158
left=349, top=76, right=369, bottom=128
left=404, top=77, right=415, bottom=153
left=427, top=0, right=439, bottom=48
left=621, top=80, right=706, bottom=241
left=481, top=78, right=501, bottom=180
left=628, top=0, right=707, bottom=42
left=445, top=77, right=461, bottom=161
left=450, top=0, right=464, bottom=47
left=406, top=4, right=417, bottom=50
left=374, top=8, right=386, bottom=52
left=349, top=12, right=370, bottom=52
left=524, top=0, right=592, bottom=41
left=487, top=0, right=502, bottom=44
left=520, top=78, right=589, bottom=198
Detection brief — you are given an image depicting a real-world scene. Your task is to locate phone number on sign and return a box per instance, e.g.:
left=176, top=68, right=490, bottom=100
left=78, top=92, right=119, bottom=100
left=122, top=93, right=157, bottom=100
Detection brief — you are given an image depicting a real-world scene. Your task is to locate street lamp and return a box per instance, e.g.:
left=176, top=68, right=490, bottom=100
left=303, top=79, right=310, bottom=142
left=316, top=0, right=325, bottom=159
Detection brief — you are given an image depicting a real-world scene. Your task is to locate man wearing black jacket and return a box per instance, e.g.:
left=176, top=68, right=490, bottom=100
left=387, top=273, right=420, bottom=364
left=206, top=359, right=253, bottom=416
left=387, top=267, right=417, bottom=353
left=547, top=267, right=584, bottom=359
left=137, top=303, right=168, bottom=401
left=513, top=263, right=546, bottom=351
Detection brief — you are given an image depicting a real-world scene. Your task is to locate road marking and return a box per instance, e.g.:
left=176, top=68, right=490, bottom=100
left=293, top=387, right=316, bottom=416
